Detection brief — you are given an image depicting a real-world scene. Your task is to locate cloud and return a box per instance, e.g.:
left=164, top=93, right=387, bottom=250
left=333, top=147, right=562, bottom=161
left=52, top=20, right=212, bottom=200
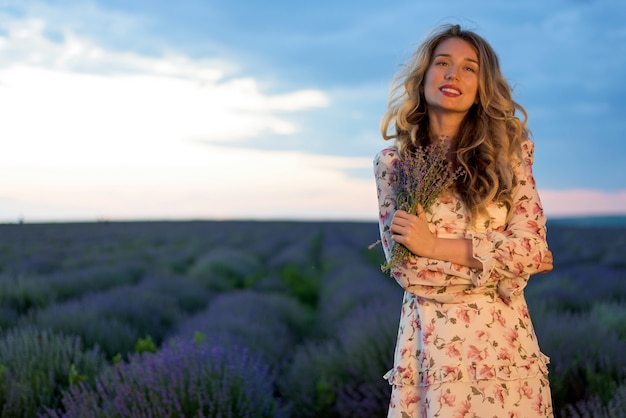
left=0, top=17, right=354, bottom=222
left=541, top=189, right=626, bottom=217
left=2, top=4, right=625, bottom=222
left=0, top=18, right=330, bottom=154
left=1, top=144, right=377, bottom=222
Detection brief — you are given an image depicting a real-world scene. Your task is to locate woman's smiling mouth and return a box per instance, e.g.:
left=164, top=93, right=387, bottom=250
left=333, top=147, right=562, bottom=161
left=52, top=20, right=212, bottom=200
left=440, top=84, right=462, bottom=96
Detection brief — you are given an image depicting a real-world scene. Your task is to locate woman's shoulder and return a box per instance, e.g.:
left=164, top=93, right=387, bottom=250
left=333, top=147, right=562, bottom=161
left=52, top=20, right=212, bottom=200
left=517, top=136, right=536, bottom=167
left=520, top=136, right=535, bottom=156
left=373, top=146, right=400, bottom=181
left=374, top=146, right=400, bottom=166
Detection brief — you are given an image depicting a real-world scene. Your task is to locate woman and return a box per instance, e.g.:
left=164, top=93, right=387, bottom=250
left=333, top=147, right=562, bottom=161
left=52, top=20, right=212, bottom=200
left=374, top=24, right=554, bottom=417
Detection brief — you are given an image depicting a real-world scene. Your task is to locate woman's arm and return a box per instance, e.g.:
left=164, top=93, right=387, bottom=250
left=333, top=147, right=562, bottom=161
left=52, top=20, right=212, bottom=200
left=391, top=209, right=553, bottom=272
left=373, top=147, right=400, bottom=264
left=374, top=148, right=474, bottom=294
left=466, top=139, right=551, bottom=286
left=391, top=208, right=483, bottom=269
left=387, top=139, right=552, bottom=290
left=374, top=141, right=552, bottom=302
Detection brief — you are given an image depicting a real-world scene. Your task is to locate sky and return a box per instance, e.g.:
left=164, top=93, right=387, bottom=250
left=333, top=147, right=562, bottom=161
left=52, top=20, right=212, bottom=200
left=1, top=0, right=625, bottom=222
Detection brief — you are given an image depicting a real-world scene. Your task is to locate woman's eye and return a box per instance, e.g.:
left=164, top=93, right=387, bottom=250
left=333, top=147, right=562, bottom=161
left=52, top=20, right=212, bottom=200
left=435, top=61, right=448, bottom=67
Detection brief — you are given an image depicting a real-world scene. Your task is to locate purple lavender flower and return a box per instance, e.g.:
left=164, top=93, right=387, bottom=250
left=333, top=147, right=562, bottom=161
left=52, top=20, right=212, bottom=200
left=41, top=337, right=285, bottom=418
left=382, top=141, right=463, bottom=273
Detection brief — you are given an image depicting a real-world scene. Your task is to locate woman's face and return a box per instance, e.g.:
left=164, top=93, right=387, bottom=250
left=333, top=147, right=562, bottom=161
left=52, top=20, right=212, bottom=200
left=423, top=37, right=479, bottom=117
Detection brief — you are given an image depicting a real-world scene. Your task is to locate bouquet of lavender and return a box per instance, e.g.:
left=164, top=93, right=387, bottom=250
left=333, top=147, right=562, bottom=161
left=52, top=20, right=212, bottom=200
left=379, top=140, right=464, bottom=274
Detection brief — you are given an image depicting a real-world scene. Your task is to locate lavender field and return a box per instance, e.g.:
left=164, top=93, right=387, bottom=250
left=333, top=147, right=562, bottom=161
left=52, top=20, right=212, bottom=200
left=0, top=219, right=625, bottom=417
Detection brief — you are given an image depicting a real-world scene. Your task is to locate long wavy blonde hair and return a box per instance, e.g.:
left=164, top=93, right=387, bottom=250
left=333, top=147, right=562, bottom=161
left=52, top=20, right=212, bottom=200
left=381, top=24, right=530, bottom=222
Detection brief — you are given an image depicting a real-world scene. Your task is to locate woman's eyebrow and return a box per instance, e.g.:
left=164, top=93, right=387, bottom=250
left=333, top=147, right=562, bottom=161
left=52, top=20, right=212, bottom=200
left=434, top=53, right=479, bottom=65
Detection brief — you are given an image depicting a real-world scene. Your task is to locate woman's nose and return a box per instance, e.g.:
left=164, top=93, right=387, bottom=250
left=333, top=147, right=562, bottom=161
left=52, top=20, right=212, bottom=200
left=445, top=67, right=459, bottom=80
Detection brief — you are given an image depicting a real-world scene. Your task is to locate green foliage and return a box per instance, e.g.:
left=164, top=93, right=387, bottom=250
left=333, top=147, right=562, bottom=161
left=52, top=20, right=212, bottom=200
left=193, top=330, right=205, bottom=346
left=24, top=277, right=200, bottom=358
left=279, top=340, right=346, bottom=418
left=279, top=301, right=396, bottom=418
left=49, top=262, right=146, bottom=303
left=134, top=335, right=157, bottom=354
left=280, top=264, right=320, bottom=308
left=526, top=274, right=590, bottom=313
left=0, top=275, right=55, bottom=315
left=68, top=364, right=87, bottom=386
left=149, top=276, right=210, bottom=315
left=0, top=306, right=18, bottom=330
left=315, top=376, right=337, bottom=413
left=188, top=248, right=261, bottom=291
left=589, top=301, right=626, bottom=340
left=583, top=367, right=618, bottom=404
left=111, top=353, right=122, bottom=365
left=175, top=290, right=314, bottom=365
left=0, top=327, right=106, bottom=418
left=25, top=304, right=139, bottom=359
left=362, top=245, right=386, bottom=268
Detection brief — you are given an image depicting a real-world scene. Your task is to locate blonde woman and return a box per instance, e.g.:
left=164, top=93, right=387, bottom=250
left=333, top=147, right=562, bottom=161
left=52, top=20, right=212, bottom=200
left=374, top=24, right=554, bottom=417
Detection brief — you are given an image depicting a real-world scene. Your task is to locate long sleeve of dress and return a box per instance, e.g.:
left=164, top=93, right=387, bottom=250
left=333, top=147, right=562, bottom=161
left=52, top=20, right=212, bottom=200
left=465, top=140, right=549, bottom=299
left=373, top=141, right=549, bottom=303
left=374, top=147, right=400, bottom=265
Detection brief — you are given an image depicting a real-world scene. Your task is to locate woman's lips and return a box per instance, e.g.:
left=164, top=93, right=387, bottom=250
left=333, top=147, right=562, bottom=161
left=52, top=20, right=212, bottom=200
left=440, top=84, right=462, bottom=96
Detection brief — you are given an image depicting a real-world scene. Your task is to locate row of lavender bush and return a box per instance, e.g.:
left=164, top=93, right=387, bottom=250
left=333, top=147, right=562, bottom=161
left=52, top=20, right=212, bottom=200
left=0, top=220, right=625, bottom=417
left=526, top=224, right=626, bottom=416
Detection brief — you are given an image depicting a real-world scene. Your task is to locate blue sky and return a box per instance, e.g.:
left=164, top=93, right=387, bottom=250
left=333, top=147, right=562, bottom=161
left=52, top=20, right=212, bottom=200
left=1, top=0, right=625, bottom=221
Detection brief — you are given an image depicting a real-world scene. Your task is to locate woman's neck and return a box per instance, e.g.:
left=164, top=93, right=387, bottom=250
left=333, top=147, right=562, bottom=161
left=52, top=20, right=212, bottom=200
left=430, top=133, right=454, bottom=144
left=428, top=112, right=463, bottom=142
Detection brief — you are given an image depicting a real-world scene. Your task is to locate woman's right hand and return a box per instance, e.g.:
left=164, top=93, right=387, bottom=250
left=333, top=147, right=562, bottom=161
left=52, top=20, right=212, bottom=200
left=390, top=208, right=436, bottom=258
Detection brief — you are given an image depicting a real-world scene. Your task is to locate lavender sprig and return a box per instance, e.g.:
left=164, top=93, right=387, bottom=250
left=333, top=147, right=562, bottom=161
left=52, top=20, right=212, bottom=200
left=381, top=141, right=464, bottom=274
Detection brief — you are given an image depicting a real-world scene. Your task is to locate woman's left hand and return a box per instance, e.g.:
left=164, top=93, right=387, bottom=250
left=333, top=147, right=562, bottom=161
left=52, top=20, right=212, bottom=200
left=390, top=206, right=435, bottom=257
left=538, top=249, right=553, bottom=273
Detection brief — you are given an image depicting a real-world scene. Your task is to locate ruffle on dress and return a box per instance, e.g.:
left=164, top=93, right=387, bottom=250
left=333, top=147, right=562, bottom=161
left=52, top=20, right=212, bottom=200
left=383, top=353, right=550, bottom=387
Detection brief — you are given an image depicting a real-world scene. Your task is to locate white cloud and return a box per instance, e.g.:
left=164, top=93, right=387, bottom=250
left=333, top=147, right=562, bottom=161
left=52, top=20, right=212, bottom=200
left=0, top=18, right=364, bottom=221
left=0, top=19, right=329, bottom=151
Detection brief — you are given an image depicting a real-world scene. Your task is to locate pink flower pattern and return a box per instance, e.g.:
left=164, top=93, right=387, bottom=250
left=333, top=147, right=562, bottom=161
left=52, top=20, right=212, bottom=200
left=374, top=141, right=553, bottom=417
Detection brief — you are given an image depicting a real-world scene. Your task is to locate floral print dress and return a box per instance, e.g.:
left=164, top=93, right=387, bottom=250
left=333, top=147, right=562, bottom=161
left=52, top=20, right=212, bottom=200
left=374, top=140, right=553, bottom=418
